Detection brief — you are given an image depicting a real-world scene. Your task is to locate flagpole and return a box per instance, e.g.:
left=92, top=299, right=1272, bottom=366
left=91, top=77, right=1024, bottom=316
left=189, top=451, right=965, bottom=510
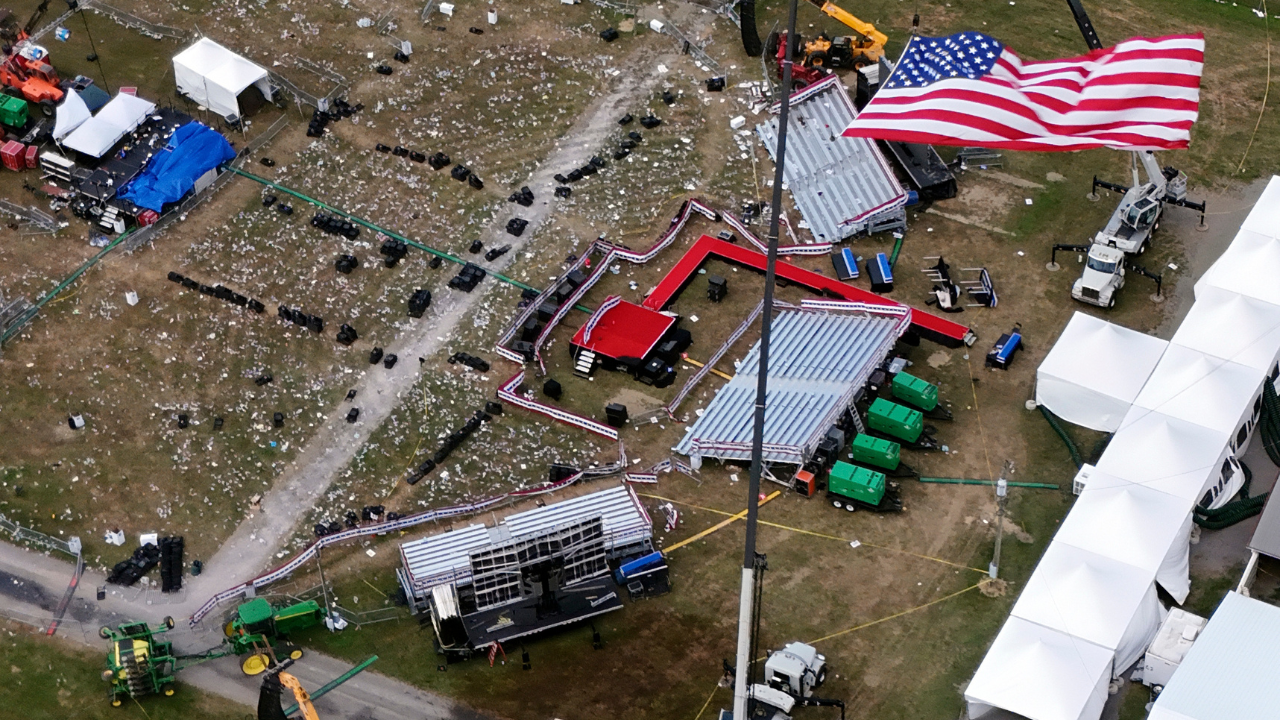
left=731, top=0, right=799, bottom=717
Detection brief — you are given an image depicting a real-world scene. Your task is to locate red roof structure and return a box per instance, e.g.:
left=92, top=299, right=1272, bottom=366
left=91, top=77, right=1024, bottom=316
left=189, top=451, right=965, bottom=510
left=571, top=297, right=676, bottom=361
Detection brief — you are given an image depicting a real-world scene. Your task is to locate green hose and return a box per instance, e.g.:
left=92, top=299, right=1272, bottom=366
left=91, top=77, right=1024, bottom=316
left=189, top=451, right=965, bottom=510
left=889, top=235, right=904, bottom=267
left=919, top=477, right=1059, bottom=489
left=1039, top=405, right=1083, bottom=469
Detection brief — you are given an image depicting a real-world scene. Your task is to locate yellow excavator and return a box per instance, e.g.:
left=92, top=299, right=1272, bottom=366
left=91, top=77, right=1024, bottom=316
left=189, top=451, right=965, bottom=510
left=765, top=0, right=888, bottom=86
left=258, top=660, right=319, bottom=720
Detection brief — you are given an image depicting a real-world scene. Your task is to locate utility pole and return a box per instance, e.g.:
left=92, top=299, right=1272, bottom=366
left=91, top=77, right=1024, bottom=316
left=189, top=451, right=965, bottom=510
left=989, top=460, right=1014, bottom=579
left=732, top=0, right=799, bottom=717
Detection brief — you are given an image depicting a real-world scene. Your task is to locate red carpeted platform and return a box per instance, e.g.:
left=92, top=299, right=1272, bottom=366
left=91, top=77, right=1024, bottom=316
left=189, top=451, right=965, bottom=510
left=571, top=298, right=676, bottom=360
left=643, top=235, right=973, bottom=347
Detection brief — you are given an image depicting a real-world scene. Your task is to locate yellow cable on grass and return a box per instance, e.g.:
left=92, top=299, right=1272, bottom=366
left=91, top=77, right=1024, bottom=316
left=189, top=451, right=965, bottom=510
left=804, top=581, right=986, bottom=646
left=1238, top=0, right=1271, bottom=173
left=682, top=356, right=734, bottom=380
left=692, top=684, right=720, bottom=720
left=664, top=490, right=781, bottom=552
left=641, top=493, right=989, bottom=574
left=965, top=351, right=996, bottom=484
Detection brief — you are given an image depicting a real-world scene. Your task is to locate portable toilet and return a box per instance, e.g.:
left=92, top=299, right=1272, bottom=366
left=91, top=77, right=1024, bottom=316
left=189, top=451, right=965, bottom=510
left=0, top=95, right=28, bottom=129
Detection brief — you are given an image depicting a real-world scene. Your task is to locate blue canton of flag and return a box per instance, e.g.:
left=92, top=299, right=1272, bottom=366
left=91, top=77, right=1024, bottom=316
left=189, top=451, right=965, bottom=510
left=882, top=32, right=1004, bottom=91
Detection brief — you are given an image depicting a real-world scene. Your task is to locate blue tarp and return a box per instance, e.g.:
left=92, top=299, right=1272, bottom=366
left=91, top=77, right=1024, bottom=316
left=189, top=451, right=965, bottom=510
left=120, top=122, right=236, bottom=212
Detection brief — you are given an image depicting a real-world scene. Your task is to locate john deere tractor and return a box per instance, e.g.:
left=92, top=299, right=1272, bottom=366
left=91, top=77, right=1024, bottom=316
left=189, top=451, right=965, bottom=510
left=226, top=597, right=324, bottom=675
left=99, top=618, right=178, bottom=706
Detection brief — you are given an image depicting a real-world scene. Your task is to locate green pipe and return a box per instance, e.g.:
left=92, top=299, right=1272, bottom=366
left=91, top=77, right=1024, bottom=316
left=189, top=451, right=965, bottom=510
left=0, top=229, right=136, bottom=345
left=888, top=234, right=904, bottom=267
left=1038, top=405, right=1083, bottom=469
left=919, top=477, right=1060, bottom=490
left=282, top=655, right=378, bottom=715
left=227, top=167, right=594, bottom=314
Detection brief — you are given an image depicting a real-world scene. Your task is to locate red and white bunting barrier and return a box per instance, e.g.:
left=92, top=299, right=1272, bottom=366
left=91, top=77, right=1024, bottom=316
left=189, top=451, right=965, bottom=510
left=497, top=371, right=619, bottom=440
left=623, top=472, right=658, bottom=484
left=581, top=295, right=621, bottom=345
left=799, top=298, right=913, bottom=337
left=532, top=249, right=617, bottom=373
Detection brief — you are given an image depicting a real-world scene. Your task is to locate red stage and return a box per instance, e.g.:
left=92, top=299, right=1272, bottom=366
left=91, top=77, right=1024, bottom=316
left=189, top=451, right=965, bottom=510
left=642, top=235, right=973, bottom=347
left=571, top=298, right=676, bottom=360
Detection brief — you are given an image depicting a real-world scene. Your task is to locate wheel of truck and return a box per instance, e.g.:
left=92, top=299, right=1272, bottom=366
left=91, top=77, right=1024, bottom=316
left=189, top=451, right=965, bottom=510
left=831, top=498, right=843, bottom=509
left=241, top=654, right=270, bottom=676
left=844, top=503, right=857, bottom=512
left=1108, top=297, right=1116, bottom=308
left=817, top=668, right=827, bottom=686
left=1138, top=240, right=1148, bottom=255
left=39, top=100, right=53, bottom=117
left=808, top=50, right=830, bottom=67
left=99, top=625, right=112, bottom=640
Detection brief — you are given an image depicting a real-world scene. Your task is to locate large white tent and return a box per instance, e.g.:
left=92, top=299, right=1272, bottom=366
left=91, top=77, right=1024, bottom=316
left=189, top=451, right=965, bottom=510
left=61, top=93, right=157, bottom=158
left=52, top=88, right=91, bottom=141
left=1196, top=228, right=1280, bottom=307
left=965, top=616, right=1114, bottom=720
left=1036, top=312, right=1168, bottom=432
left=1096, top=407, right=1231, bottom=503
left=1058, top=466, right=1194, bottom=603
left=1010, top=543, right=1162, bottom=674
left=1131, top=343, right=1264, bottom=453
left=1172, top=285, right=1280, bottom=375
left=1239, top=175, right=1280, bottom=237
left=173, top=37, right=273, bottom=118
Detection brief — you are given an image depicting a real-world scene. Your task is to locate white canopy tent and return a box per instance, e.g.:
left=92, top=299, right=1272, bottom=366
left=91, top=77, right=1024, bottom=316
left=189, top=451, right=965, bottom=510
left=52, top=88, right=91, bottom=141
left=1131, top=343, right=1265, bottom=454
left=1095, top=407, right=1232, bottom=504
left=1239, top=175, right=1280, bottom=237
left=1010, top=542, right=1163, bottom=674
left=965, top=616, right=1114, bottom=720
left=1059, top=466, right=1195, bottom=603
left=1196, top=228, right=1280, bottom=307
left=1172, top=285, right=1280, bottom=376
left=60, top=93, right=157, bottom=158
left=173, top=37, right=273, bottom=118
left=1036, top=312, right=1168, bottom=432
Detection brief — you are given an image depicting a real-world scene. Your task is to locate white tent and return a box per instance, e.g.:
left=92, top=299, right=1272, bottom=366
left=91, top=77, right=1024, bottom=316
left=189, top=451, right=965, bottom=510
left=1131, top=343, right=1264, bottom=453
left=61, top=93, right=156, bottom=158
left=1096, top=407, right=1231, bottom=504
left=1239, top=175, right=1280, bottom=237
left=965, top=616, right=1114, bottom=720
left=1059, top=466, right=1195, bottom=603
left=173, top=37, right=272, bottom=118
left=52, top=89, right=91, bottom=141
left=1036, top=312, right=1168, bottom=432
left=1172, top=285, right=1280, bottom=376
left=1196, top=228, right=1280, bottom=307
left=1010, top=542, right=1162, bottom=674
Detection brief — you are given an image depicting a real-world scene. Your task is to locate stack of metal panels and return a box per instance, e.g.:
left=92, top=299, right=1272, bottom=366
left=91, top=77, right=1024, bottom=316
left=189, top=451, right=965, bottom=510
left=675, top=310, right=899, bottom=463
left=756, top=75, right=908, bottom=242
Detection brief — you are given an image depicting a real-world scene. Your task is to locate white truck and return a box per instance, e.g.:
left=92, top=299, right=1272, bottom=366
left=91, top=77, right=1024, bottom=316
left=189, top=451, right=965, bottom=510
left=726, top=642, right=845, bottom=720
left=1051, top=151, right=1204, bottom=308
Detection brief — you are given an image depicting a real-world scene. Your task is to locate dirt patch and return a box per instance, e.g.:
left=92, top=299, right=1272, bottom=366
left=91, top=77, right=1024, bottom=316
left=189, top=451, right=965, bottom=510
left=927, top=350, right=953, bottom=369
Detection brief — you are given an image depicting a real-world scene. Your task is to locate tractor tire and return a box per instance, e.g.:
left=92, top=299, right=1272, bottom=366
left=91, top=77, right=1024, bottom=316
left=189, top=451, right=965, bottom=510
left=112, top=698, right=122, bottom=707
left=164, top=688, right=174, bottom=696
left=289, top=648, right=304, bottom=661
left=223, top=621, right=235, bottom=637
left=808, top=50, right=830, bottom=68
left=790, top=78, right=809, bottom=92
left=99, top=626, right=113, bottom=640
left=241, top=654, right=270, bottom=676
left=39, top=101, right=53, bottom=117
left=163, top=616, right=175, bottom=630
left=765, top=31, right=780, bottom=59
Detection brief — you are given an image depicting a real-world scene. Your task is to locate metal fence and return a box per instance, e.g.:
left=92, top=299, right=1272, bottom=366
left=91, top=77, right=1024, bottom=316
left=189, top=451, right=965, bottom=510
left=658, top=19, right=720, bottom=73
left=91, top=1, right=188, bottom=40
left=0, top=512, right=81, bottom=558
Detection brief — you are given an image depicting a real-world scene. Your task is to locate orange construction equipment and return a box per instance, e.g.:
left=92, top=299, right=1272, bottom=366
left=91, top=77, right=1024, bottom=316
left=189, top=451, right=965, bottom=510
left=0, top=0, right=64, bottom=115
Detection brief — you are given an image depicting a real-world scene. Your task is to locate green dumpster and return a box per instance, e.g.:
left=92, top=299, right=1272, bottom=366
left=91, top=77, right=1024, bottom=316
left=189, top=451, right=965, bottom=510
left=891, top=371, right=939, bottom=412
left=851, top=433, right=901, bottom=471
left=867, top=398, right=923, bottom=443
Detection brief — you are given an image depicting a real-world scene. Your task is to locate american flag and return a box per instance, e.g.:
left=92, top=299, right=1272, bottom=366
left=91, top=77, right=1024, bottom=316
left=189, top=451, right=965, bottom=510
left=843, top=32, right=1204, bottom=151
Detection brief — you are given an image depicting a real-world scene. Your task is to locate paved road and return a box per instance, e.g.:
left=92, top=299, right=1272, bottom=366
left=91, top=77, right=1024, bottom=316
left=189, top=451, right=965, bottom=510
left=0, top=40, right=677, bottom=719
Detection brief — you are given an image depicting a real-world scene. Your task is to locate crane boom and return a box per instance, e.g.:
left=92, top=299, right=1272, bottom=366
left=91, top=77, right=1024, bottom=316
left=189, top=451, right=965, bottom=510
left=807, top=0, right=888, bottom=46
left=279, top=673, right=320, bottom=720
left=1063, top=0, right=1103, bottom=50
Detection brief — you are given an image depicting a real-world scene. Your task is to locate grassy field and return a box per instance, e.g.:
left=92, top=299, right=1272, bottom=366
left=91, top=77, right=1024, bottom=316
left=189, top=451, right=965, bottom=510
left=0, top=622, right=250, bottom=720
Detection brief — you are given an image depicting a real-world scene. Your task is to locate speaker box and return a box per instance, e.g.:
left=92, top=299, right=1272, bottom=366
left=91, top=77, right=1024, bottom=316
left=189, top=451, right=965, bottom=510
left=167, top=271, right=183, bottom=283
left=450, top=164, right=471, bottom=181
left=383, top=354, right=398, bottom=369
left=273, top=412, right=285, bottom=428
left=619, top=113, right=633, bottom=125
left=605, top=403, right=628, bottom=427
left=347, top=408, right=360, bottom=423
left=369, top=347, right=384, bottom=365
left=600, top=27, right=619, bottom=42
left=468, top=174, right=484, bottom=190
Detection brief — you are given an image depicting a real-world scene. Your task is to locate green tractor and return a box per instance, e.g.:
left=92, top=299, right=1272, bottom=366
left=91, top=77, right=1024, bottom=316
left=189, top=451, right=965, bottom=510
left=99, top=617, right=178, bottom=707
left=225, top=598, right=324, bottom=675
